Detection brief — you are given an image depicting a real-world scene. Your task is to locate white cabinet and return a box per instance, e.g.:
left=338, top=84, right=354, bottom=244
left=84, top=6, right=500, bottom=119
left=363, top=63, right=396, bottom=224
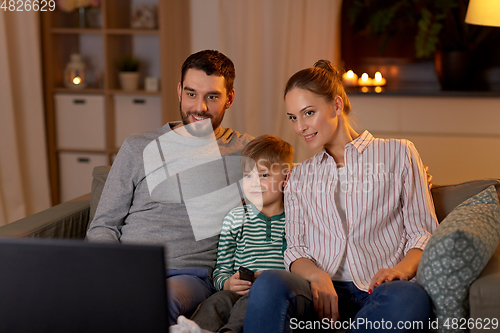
left=114, top=95, right=162, bottom=148
left=55, top=94, right=106, bottom=150
left=59, top=152, right=108, bottom=202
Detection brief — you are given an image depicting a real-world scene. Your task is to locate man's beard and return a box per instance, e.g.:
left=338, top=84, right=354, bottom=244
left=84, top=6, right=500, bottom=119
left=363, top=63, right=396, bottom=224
left=179, top=102, right=226, bottom=137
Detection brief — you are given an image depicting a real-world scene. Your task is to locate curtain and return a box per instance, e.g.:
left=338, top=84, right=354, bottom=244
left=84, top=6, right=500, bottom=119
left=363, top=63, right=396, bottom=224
left=218, top=0, right=343, bottom=163
left=0, top=11, right=50, bottom=226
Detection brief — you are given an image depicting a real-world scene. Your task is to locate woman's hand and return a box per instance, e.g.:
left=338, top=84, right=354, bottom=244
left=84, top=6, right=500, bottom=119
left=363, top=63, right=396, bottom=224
left=309, top=271, right=339, bottom=321
left=368, top=248, right=423, bottom=293
left=223, top=272, right=252, bottom=295
left=424, top=165, right=433, bottom=190
left=368, top=267, right=409, bottom=294
left=290, top=258, right=339, bottom=320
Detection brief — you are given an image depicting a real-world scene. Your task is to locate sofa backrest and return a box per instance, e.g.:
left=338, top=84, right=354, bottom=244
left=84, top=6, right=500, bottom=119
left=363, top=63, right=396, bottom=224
left=431, top=179, right=500, bottom=223
left=88, top=166, right=500, bottom=227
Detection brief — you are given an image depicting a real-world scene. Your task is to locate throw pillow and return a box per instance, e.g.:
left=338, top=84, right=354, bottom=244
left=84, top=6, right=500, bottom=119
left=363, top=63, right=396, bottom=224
left=417, top=185, right=500, bottom=333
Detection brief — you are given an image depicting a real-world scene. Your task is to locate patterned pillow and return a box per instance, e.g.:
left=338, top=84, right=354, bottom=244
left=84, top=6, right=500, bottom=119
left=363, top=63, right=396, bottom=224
left=417, top=185, right=500, bottom=333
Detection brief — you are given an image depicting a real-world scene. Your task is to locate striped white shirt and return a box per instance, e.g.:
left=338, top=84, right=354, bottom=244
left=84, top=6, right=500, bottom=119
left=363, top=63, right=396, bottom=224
left=213, top=204, right=286, bottom=291
left=284, top=131, right=438, bottom=291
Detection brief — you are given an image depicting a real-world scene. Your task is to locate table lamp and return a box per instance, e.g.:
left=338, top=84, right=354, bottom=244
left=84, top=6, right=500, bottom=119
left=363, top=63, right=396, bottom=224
left=465, top=0, right=500, bottom=27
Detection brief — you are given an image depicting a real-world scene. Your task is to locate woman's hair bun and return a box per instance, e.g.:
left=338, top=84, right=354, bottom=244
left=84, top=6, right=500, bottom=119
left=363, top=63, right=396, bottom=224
left=313, top=59, right=339, bottom=77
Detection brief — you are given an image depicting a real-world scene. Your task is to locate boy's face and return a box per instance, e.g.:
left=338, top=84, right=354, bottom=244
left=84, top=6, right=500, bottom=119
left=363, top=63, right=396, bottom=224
left=242, top=162, right=287, bottom=211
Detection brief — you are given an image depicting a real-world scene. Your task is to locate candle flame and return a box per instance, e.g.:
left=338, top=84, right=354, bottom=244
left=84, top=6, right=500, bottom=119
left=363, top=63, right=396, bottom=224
left=73, top=76, right=82, bottom=85
left=347, top=70, right=355, bottom=79
left=375, top=72, right=383, bottom=82
left=361, top=73, right=369, bottom=81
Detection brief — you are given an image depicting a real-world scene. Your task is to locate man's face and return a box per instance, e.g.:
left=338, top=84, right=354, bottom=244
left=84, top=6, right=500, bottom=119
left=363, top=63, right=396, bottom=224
left=177, top=68, right=234, bottom=137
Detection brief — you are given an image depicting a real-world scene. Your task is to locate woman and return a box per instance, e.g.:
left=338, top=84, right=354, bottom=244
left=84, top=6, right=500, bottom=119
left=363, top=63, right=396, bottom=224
left=243, top=61, right=438, bottom=332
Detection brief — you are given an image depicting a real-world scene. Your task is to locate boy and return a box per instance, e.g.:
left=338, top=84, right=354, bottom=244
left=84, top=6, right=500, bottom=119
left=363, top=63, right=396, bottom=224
left=170, top=135, right=294, bottom=333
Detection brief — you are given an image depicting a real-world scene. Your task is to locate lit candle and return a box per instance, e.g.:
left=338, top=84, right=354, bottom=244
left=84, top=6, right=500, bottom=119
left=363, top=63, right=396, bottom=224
left=374, top=71, right=386, bottom=86
left=342, top=70, right=358, bottom=86
left=358, top=73, right=373, bottom=86
left=73, top=76, right=82, bottom=85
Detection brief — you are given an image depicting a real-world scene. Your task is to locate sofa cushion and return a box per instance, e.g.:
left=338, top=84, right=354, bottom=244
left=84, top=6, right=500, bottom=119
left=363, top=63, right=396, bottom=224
left=417, top=185, right=500, bottom=332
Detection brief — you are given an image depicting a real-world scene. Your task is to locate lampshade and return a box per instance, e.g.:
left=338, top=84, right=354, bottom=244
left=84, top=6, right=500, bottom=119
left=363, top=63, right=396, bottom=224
left=465, top=0, right=500, bottom=27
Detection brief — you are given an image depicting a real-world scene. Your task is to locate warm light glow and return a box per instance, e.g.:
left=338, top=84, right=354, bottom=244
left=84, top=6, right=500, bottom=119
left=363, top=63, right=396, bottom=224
left=375, top=86, right=382, bottom=93
left=465, top=0, right=500, bottom=27
left=361, top=73, right=369, bottom=81
left=373, top=71, right=386, bottom=86
left=73, top=76, right=82, bottom=85
left=361, top=87, right=369, bottom=93
left=342, top=70, right=358, bottom=86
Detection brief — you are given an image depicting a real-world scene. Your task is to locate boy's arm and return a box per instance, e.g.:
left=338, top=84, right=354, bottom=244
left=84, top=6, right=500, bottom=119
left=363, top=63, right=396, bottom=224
left=212, top=211, right=240, bottom=291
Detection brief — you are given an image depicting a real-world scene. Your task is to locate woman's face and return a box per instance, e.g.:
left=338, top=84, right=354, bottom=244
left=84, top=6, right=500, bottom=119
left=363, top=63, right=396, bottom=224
left=285, top=88, right=341, bottom=151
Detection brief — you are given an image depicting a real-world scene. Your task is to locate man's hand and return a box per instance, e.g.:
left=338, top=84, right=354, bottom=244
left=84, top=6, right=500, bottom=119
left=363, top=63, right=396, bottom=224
left=223, top=272, right=252, bottom=295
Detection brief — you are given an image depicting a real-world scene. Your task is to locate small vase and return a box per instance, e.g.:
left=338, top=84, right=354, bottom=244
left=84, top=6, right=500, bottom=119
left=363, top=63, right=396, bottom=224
left=434, top=50, right=473, bottom=91
left=119, top=72, right=140, bottom=91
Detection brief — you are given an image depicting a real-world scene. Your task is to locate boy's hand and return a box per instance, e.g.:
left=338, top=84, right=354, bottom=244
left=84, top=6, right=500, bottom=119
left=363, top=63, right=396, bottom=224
left=223, top=272, right=253, bottom=295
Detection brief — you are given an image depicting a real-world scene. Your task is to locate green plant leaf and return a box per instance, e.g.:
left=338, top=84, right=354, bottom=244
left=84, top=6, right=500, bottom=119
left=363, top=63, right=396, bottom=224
left=116, top=54, right=140, bottom=72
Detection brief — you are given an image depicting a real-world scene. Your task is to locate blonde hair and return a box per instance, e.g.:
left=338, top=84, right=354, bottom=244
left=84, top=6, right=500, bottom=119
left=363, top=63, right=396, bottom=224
left=284, top=59, right=351, bottom=115
left=241, top=135, right=294, bottom=172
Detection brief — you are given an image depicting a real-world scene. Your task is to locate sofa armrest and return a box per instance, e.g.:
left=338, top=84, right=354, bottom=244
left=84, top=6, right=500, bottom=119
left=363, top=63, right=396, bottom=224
left=470, top=242, right=500, bottom=332
left=0, top=194, right=91, bottom=239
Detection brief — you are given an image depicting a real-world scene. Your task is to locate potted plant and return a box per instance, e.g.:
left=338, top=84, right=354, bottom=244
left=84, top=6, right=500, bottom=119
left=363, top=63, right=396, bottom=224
left=348, top=0, right=491, bottom=90
left=116, top=54, right=141, bottom=91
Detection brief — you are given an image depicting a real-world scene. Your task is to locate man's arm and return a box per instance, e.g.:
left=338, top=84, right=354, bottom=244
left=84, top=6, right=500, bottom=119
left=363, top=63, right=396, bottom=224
left=86, top=142, right=137, bottom=242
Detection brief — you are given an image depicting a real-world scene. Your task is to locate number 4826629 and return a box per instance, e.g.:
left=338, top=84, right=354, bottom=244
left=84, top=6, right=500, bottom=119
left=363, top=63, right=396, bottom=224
left=1, top=0, right=56, bottom=11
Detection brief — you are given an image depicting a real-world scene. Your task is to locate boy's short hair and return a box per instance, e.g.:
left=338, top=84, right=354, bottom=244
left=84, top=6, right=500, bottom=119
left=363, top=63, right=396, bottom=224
left=241, top=135, right=294, bottom=172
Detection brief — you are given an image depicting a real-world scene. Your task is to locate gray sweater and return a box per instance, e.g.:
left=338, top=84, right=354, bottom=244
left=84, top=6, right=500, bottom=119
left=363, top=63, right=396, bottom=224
left=87, top=122, right=253, bottom=275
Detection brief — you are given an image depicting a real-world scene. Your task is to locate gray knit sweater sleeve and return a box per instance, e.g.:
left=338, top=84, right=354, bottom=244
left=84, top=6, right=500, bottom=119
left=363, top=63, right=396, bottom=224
left=86, top=141, right=138, bottom=243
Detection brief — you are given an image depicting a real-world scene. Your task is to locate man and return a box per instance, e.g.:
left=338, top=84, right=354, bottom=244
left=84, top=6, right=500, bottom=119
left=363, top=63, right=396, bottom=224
left=87, top=50, right=253, bottom=325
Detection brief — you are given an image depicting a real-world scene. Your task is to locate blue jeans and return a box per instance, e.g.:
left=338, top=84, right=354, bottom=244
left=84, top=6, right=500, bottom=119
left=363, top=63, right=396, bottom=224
left=244, top=270, right=432, bottom=332
left=166, top=268, right=216, bottom=326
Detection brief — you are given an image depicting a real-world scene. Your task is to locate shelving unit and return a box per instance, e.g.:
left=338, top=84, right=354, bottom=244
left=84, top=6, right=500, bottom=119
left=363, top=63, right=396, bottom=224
left=41, top=0, right=191, bottom=204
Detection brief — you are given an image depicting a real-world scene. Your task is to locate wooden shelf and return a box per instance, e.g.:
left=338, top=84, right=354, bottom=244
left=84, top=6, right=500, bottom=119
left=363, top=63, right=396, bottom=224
left=107, top=89, right=161, bottom=96
left=57, top=148, right=108, bottom=154
left=51, top=28, right=103, bottom=34
left=41, top=0, right=190, bottom=205
left=53, top=87, right=104, bottom=94
left=105, top=29, right=159, bottom=35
